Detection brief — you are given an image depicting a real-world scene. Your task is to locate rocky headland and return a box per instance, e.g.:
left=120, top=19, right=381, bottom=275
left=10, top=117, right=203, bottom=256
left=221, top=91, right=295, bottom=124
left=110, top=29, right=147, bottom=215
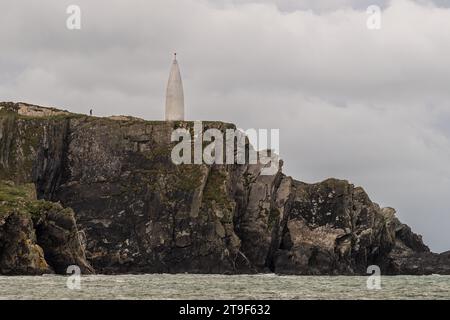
left=0, top=102, right=448, bottom=275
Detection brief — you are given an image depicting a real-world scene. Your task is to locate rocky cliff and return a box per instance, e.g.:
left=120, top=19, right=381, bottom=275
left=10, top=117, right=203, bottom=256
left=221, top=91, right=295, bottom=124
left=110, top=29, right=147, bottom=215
left=0, top=102, right=448, bottom=275
left=0, top=180, right=93, bottom=275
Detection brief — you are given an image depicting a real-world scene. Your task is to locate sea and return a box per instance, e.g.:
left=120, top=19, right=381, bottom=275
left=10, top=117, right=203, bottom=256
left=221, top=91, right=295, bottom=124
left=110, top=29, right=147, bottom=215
left=0, top=274, right=448, bottom=300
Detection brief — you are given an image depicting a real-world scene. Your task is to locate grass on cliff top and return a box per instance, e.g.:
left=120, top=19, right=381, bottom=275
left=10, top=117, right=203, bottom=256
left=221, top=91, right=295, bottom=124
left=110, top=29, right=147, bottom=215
left=0, top=181, right=60, bottom=219
left=0, top=107, right=83, bottom=121
left=0, top=181, right=34, bottom=201
left=0, top=182, right=33, bottom=217
left=1, top=102, right=237, bottom=128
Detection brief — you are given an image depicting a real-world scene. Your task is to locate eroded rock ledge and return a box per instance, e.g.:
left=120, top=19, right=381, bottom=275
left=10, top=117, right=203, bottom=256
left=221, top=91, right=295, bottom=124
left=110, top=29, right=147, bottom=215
left=0, top=102, right=448, bottom=275
left=0, top=181, right=93, bottom=275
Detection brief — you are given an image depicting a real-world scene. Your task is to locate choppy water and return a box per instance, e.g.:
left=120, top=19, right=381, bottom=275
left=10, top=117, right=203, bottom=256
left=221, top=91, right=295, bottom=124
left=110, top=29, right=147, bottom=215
left=0, top=274, right=449, bottom=300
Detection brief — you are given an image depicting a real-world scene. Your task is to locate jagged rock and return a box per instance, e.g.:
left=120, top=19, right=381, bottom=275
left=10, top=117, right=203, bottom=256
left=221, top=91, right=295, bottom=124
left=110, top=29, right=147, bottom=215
left=272, top=179, right=394, bottom=274
left=0, top=211, right=52, bottom=275
left=0, top=102, right=448, bottom=275
left=34, top=204, right=94, bottom=274
left=235, top=160, right=284, bottom=272
left=0, top=180, right=93, bottom=275
left=381, top=207, right=450, bottom=274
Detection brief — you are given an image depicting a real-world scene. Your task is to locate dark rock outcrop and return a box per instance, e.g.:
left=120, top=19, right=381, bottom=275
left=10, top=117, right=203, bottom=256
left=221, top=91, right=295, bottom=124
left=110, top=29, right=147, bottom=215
left=0, top=102, right=448, bottom=275
left=0, top=181, right=93, bottom=275
left=0, top=210, right=52, bottom=275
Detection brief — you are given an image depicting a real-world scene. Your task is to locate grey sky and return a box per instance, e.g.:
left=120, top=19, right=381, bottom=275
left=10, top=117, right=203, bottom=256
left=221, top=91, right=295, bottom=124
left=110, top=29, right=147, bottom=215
left=1, top=0, right=449, bottom=252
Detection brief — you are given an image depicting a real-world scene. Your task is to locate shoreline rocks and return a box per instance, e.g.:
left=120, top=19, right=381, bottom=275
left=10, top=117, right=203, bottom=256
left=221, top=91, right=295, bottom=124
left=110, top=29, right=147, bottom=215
left=0, top=180, right=93, bottom=275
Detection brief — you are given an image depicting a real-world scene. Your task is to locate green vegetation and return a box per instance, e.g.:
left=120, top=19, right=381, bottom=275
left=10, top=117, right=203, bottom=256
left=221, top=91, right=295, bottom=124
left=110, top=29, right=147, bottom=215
left=0, top=109, right=73, bottom=182
left=17, top=112, right=84, bottom=121
left=268, top=208, right=280, bottom=231
left=143, top=145, right=172, bottom=162
left=0, top=181, right=35, bottom=217
left=177, top=165, right=204, bottom=191
left=0, top=181, right=61, bottom=219
left=203, top=168, right=232, bottom=209
left=0, top=181, right=33, bottom=201
left=203, top=169, right=226, bottom=202
left=0, top=112, right=41, bottom=181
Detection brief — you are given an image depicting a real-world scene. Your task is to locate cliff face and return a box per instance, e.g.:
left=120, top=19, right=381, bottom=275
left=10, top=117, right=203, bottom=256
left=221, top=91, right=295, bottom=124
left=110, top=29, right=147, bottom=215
left=0, top=102, right=448, bottom=275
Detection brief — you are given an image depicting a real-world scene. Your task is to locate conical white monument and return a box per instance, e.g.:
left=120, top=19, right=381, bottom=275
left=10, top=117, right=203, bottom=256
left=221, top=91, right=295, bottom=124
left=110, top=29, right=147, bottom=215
left=165, top=53, right=185, bottom=121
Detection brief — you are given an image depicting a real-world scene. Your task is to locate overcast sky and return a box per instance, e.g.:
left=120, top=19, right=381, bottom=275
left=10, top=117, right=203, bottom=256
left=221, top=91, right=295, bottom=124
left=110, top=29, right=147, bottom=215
left=1, top=0, right=449, bottom=252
